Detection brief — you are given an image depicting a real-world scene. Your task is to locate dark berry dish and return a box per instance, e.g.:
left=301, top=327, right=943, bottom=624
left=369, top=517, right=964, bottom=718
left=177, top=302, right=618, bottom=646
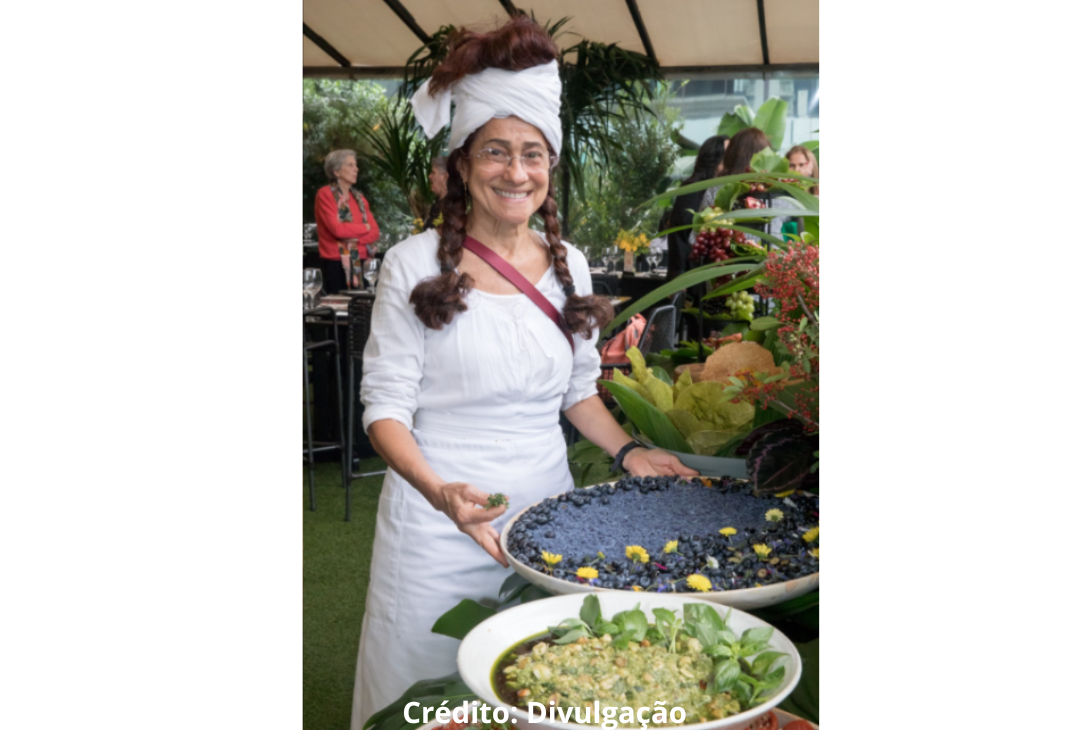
left=503, top=476, right=819, bottom=593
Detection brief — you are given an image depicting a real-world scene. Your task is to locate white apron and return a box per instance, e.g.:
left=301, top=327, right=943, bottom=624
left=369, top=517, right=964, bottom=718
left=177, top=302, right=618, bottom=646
left=348, top=234, right=600, bottom=730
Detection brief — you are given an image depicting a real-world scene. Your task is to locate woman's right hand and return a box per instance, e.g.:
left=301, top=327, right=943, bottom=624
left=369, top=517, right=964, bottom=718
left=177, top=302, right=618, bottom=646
left=434, top=481, right=509, bottom=567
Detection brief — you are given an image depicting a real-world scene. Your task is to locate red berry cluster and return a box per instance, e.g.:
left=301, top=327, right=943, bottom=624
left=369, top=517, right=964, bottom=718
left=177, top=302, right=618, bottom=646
left=690, top=228, right=746, bottom=262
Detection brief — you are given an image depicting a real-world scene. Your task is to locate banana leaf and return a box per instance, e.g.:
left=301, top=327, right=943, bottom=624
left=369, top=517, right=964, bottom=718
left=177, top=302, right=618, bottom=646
left=364, top=672, right=475, bottom=730
left=778, top=638, right=819, bottom=724
left=639, top=172, right=819, bottom=209
left=703, top=262, right=767, bottom=298
left=598, top=380, right=691, bottom=453
left=752, top=98, right=789, bottom=151
left=430, top=599, right=496, bottom=640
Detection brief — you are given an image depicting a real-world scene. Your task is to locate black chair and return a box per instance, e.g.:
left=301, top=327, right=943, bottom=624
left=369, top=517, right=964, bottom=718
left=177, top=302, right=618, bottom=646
left=345, top=293, right=387, bottom=521
left=303, top=306, right=349, bottom=511
left=591, top=273, right=618, bottom=296
left=637, top=305, right=677, bottom=355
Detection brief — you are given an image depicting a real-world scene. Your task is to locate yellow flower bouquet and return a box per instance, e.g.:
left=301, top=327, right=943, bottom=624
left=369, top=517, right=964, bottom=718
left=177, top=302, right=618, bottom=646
left=615, top=229, right=650, bottom=255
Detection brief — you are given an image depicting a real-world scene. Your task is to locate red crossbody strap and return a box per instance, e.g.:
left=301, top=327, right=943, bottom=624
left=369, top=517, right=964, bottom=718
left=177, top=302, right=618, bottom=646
left=462, top=236, right=575, bottom=353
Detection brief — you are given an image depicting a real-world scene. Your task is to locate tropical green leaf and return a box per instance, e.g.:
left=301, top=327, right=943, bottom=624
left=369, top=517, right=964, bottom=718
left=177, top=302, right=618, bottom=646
left=430, top=599, right=495, bottom=640
left=766, top=180, right=820, bottom=212
left=704, top=270, right=769, bottom=299
left=753, top=97, right=789, bottom=151
left=639, top=172, right=818, bottom=209
left=598, top=381, right=691, bottom=453
left=750, top=316, right=782, bottom=331
left=650, top=365, right=673, bottom=384
left=606, top=263, right=760, bottom=332
left=750, top=148, right=789, bottom=174
left=778, top=638, right=819, bottom=724
left=737, top=105, right=755, bottom=125
left=717, top=110, right=750, bottom=138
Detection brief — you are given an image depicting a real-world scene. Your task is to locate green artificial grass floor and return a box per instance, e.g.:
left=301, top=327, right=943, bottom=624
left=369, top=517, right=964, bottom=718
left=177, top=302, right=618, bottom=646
left=303, top=458, right=387, bottom=730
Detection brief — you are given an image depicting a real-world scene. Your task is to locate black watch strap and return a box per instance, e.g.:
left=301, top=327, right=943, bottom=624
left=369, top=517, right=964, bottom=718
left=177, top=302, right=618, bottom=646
left=612, top=440, right=642, bottom=473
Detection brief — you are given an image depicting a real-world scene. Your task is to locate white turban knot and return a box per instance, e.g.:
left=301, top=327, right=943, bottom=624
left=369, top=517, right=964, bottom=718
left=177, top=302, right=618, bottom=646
left=410, top=60, right=563, bottom=157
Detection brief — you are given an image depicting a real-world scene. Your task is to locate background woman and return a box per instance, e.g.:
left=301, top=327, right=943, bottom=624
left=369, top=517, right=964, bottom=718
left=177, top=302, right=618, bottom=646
left=786, top=144, right=819, bottom=195
left=314, top=149, right=380, bottom=294
left=665, top=134, right=728, bottom=279
left=722, top=128, right=804, bottom=240
left=350, top=17, right=696, bottom=727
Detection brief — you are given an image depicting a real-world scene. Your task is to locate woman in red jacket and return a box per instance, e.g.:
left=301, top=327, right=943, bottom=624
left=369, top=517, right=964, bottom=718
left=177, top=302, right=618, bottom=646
left=314, top=149, right=381, bottom=294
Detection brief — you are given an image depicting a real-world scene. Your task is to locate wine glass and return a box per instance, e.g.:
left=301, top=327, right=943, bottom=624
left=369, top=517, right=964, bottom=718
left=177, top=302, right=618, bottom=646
left=363, top=259, right=380, bottom=290
left=646, top=251, right=661, bottom=274
left=604, top=245, right=620, bottom=274
left=303, top=268, right=322, bottom=309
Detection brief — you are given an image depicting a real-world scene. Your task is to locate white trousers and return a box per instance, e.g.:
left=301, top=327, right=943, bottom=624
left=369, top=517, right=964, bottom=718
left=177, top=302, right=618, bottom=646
left=349, top=425, right=573, bottom=730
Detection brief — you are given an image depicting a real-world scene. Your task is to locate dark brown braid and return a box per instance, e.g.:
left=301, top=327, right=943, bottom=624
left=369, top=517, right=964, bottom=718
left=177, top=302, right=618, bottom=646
left=409, top=138, right=476, bottom=329
left=536, top=179, right=614, bottom=339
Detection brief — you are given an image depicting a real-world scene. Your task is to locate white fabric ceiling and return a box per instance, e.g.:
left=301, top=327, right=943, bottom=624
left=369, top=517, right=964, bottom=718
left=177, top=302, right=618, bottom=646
left=303, top=0, right=818, bottom=75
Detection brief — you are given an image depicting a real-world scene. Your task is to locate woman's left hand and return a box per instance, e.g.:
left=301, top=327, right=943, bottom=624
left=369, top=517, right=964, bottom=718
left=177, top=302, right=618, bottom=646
left=623, top=447, right=701, bottom=478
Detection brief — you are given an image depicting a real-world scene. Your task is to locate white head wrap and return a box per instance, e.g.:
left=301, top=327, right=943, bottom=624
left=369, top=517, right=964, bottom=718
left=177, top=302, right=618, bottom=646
left=410, top=60, right=562, bottom=157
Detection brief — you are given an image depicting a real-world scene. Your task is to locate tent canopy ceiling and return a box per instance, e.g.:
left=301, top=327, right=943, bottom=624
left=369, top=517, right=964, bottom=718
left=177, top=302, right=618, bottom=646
left=303, top=0, right=818, bottom=77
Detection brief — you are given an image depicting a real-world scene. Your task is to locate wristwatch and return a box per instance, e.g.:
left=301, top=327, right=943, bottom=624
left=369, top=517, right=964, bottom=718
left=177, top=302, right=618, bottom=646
left=611, top=440, right=642, bottom=473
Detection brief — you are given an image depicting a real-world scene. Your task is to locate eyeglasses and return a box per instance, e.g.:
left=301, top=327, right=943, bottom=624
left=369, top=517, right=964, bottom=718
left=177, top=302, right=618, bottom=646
left=471, top=147, right=558, bottom=171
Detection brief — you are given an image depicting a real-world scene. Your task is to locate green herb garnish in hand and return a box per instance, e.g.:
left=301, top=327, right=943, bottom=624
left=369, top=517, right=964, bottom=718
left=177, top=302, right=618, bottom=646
left=486, top=493, right=509, bottom=508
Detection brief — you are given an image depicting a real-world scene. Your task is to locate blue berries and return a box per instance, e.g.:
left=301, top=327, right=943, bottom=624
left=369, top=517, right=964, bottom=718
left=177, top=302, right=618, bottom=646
left=508, top=475, right=819, bottom=592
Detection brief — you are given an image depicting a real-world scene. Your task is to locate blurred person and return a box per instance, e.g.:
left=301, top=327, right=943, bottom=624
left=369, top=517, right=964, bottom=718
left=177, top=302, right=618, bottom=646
left=314, top=149, right=380, bottom=293
left=786, top=144, right=819, bottom=195
left=723, top=128, right=805, bottom=241
left=666, top=134, right=729, bottom=279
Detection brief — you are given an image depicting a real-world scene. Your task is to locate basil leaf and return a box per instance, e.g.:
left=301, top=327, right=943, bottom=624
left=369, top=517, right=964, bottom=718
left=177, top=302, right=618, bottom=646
left=758, top=665, right=786, bottom=690
left=645, top=626, right=666, bottom=645
left=684, top=604, right=724, bottom=631
left=711, top=659, right=741, bottom=693
left=732, top=678, right=753, bottom=708
left=595, top=620, right=620, bottom=636
left=550, top=618, right=589, bottom=637
left=703, top=644, right=734, bottom=659
left=553, top=627, right=590, bottom=645
left=580, top=595, right=602, bottom=629
left=613, top=608, right=648, bottom=641
left=741, top=626, right=774, bottom=645
left=740, top=645, right=775, bottom=662
left=749, top=651, right=787, bottom=678
left=652, top=608, right=678, bottom=630
left=612, top=629, right=636, bottom=650
left=716, top=627, right=738, bottom=645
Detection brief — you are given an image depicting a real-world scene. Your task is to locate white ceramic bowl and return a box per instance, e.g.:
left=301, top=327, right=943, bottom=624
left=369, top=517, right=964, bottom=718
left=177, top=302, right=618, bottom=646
left=416, top=708, right=818, bottom=730
left=499, top=487, right=818, bottom=611
left=457, top=592, right=802, bottom=730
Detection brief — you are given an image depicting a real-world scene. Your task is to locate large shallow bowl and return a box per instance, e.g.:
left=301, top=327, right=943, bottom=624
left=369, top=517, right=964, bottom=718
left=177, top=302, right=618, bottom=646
left=499, top=487, right=818, bottom=611
left=415, top=708, right=818, bottom=730
left=458, top=592, right=802, bottom=730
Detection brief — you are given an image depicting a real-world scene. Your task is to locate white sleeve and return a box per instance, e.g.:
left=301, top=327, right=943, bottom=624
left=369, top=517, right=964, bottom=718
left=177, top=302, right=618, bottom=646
left=561, top=246, right=604, bottom=411
left=360, top=247, right=427, bottom=433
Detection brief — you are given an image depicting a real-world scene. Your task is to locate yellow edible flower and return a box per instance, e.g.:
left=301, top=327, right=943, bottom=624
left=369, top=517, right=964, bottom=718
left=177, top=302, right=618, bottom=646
left=631, top=585, right=643, bottom=592
left=663, top=540, right=679, bottom=554
left=765, top=509, right=784, bottom=523
left=577, top=567, right=599, bottom=580
left=803, top=526, right=820, bottom=543
left=719, top=527, right=737, bottom=537
left=541, top=551, right=563, bottom=566
left=809, top=548, right=819, bottom=559
left=753, top=544, right=772, bottom=559
left=626, top=545, right=649, bottom=563
left=686, top=574, right=712, bottom=592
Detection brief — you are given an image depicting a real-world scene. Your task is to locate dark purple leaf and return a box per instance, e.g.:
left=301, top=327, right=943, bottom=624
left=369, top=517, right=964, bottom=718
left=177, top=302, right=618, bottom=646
left=735, top=419, right=804, bottom=457
left=746, top=430, right=815, bottom=496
